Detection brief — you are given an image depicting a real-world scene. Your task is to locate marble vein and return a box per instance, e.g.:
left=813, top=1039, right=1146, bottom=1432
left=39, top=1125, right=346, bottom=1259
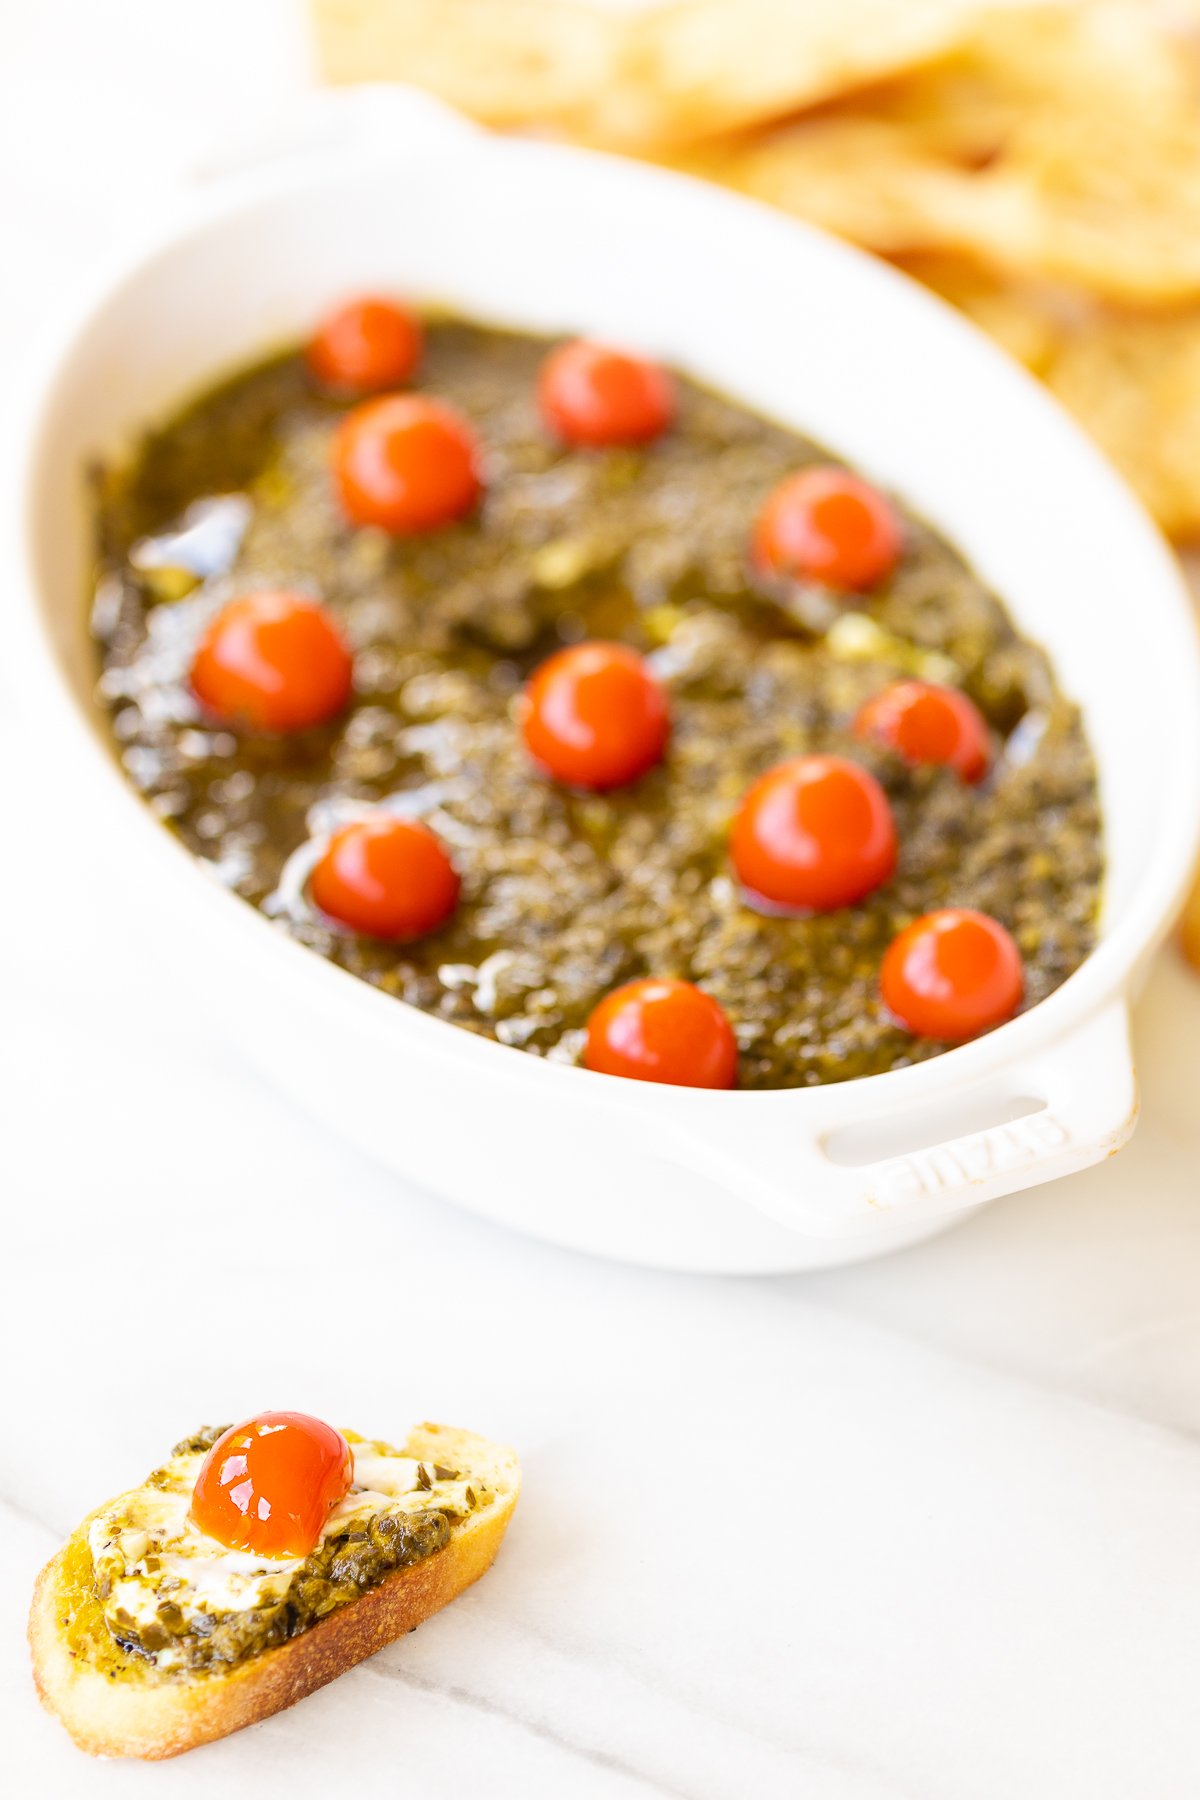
left=364, top=1661, right=695, bottom=1800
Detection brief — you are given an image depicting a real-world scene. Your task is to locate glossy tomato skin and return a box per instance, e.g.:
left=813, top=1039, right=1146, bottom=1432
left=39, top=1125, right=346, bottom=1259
left=854, top=680, right=991, bottom=783
left=881, top=907, right=1024, bottom=1041
left=332, top=395, right=482, bottom=533
left=190, top=590, right=353, bottom=733
left=307, top=296, right=423, bottom=394
left=752, top=466, right=902, bottom=591
left=520, top=641, right=670, bottom=790
left=584, top=978, right=738, bottom=1088
left=190, top=1412, right=353, bottom=1559
left=311, top=816, right=460, bottom=941
left=538, top=341, right=676, bottom=448
left=731, top=754, right=897, bottom=913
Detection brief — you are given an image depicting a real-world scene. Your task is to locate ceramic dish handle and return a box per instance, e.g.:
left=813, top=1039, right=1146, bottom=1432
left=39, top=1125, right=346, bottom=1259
left=655, top=1001, right=1137, bottom=1240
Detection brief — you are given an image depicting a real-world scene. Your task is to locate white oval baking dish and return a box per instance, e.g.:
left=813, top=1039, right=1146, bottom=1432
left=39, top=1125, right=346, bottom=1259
left=16, top=89, right=1200, bottom=1273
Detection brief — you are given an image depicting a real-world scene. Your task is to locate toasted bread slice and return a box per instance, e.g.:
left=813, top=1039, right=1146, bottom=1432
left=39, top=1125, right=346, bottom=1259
left=30, top=1421, right=519, bottom=1760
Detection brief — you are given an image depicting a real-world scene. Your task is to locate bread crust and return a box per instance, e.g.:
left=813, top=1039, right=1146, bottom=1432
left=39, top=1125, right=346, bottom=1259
left=29, top=1422, right=518, bottom=1760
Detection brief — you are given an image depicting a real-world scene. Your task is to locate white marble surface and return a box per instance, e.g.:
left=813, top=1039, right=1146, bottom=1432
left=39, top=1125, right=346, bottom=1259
left=5, top=4, right=1200, bottom=1794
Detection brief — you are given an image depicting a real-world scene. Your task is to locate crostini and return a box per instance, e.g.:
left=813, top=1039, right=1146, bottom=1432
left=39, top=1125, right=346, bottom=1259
left=30, top=1413, right=519, bottom=1759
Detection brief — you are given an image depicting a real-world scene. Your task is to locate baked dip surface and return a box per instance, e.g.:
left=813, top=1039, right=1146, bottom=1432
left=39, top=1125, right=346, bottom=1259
left=91, top=319, right=1102, bottom=1088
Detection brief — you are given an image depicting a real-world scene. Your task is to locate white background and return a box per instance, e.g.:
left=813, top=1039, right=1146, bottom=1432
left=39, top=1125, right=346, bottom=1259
left=4, top=4, right=1200, bottom=1796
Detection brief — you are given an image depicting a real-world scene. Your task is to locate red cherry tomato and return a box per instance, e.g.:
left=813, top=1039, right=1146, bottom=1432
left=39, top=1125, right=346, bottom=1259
left=332, top=395, right=482, bottom=533
left=584, top=978, right=738, bottom=1088
left=190, top=1412, right=352, bottom=1559
left=752, top=466, right=902, bottom=591
left=520, top=641, right=670, bottom=790
left=310, top=816, right=460, bottom=941
left=881, top=907, right=1024, bottom=1041
left=854, top=680, right=991, bottom=783
left=731, top=754, right=897, bottom=913
left=190, top=589, right=353, bottom=733
left=307, top=296, right=423, bottom=394
left=538, top=341, right=676, bottom=448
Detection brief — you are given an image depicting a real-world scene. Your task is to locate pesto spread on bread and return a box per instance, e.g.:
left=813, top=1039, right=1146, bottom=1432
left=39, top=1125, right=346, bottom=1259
left=83, top=1427, right=486, bottom=1674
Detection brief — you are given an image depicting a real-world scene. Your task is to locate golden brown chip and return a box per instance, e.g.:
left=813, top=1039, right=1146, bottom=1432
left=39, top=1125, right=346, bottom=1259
left=944, top=1, right=1194, bottom=117
left=668, top=117, right=969, bottom=255
left=311, top=0, right=991, bottom=147
left=666, top=4, right=1200, bottom=307
left=1045, top=305, right=1200, bottom=542
left=606, top=0, right=990, bottom=147
left=893, top=3, right=1200, bottom=303
left=962, top=112, right=1200, bottom=308
left=311, top=0, right=623, bottom=130
left=1181, top=865, right=1200, bottom=971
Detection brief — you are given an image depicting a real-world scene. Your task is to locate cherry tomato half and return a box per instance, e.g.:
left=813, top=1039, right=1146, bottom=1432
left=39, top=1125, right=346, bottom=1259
left=190, top=1412, right=352, bottom=1559
left=584, top=978, right=738, bottom=1088
left=752, top=466, right=902, bottom=591
left=730, top=754, right=897, bottom=913
left=881, top=907, right=1024, bottom=1042
left=190, top=589, right=353, bottom=733
left=854, top=680, right=991, bottom=783
left=520, top=641, right=670, bottom=790
left=311, top=816, right=460, bottom=941
left=332, top=395, right=482, bottom=533
left=538, top=341, right=676, bottom=448
left=307, top=295, right=423, bottom=394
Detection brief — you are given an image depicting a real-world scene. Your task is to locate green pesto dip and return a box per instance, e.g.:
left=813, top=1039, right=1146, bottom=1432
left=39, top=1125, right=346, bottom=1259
left=91, top=320, right=1102, bottom=1087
